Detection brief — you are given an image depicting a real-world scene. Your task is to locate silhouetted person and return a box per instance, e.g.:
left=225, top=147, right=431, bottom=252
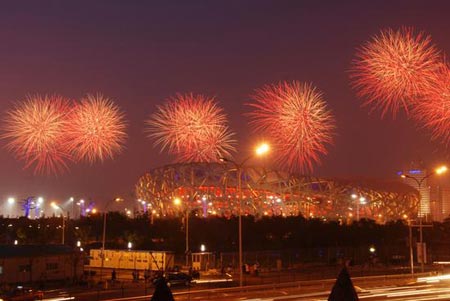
left=111, top=269, right=116, bottom=283
left=328, top=265, right=359, bottom=301
left=150, top=276, right=174, bottom=301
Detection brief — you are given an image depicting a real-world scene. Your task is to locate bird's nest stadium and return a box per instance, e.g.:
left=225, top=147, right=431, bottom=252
left=135, top=162, right=419, bottom=222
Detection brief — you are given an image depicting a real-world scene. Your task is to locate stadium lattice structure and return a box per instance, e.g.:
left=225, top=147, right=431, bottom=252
left=135, top=162, right=419, bottom=223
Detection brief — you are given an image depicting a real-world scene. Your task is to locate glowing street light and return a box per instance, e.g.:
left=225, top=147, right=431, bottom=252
left=436, top=166, right=448, bottom=175
left=220, top=142, right=270, bottom=287
left=100, top=197, right=124, bottom=281
left=77, top=199, right=85, bottom=217
left=350, top=194, right=366, bottom=221
left=255, top=143, right=270, bottom=156
left=7, top=197, right=15, bottom=205
left=173, top=197, right=181, bottom=206
left=69, top=197, right=75, bottom=218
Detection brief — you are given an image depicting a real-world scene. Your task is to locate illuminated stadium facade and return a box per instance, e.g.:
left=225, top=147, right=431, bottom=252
left=135, top=162, right=419, bottom=223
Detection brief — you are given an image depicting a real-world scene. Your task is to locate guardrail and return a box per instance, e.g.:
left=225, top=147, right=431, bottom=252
left=103, top=271, right=433, bottom=301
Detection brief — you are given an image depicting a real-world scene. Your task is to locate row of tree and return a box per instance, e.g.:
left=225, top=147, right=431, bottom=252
left=2, top=213, right=450, bottom=264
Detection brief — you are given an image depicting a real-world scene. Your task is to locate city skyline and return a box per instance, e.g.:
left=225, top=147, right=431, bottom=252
left=0, top=1, right=449, bottom=204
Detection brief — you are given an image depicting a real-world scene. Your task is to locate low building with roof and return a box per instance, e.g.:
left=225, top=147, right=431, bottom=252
left=0, top=245, right=84, bottom=285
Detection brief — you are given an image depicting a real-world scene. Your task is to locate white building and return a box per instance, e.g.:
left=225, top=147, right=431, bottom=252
left=88, top=249, right=174, bottom=271
left=400, top=169, right=431, bottom=218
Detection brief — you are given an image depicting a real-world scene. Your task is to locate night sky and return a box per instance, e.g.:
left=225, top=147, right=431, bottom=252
left=0, top=1, right=449, bottom=206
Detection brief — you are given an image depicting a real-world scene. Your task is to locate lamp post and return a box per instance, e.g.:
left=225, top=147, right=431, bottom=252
left=400, top=165, right=447, bottom=273
left=220, top=142, right=270, bottom=287
left=173, top=197, right=190, bottom=267
left=100, top=197, right=124, bottom=281
left=51, top=202, right=65, bottom=245
left=69, top=197, right=74, bottom=219
left=7, top=197, right=15, bottom=218
left=408, top=217, right=414, bottom=275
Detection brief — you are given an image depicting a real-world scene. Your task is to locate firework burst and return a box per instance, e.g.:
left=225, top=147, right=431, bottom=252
left=66, top=94, right=127, bottom=163
left=146, top=93, right=236, bottom=162
left=413, top=64, right=450, bottom=144
left=248, top=81, right=335, bottom=173
left=1, top=95, right=73, bottom=174
left=350, top=27, right=442, bottom=117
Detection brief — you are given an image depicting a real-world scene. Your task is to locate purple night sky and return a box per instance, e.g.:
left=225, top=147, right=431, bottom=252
left=0, top=1, right=449, bottom=206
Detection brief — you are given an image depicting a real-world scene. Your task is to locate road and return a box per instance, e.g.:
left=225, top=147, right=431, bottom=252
left=40, top=282, right=450, bottom=301
left=40, top=274, right=450, bottom=301
left=40, top=267, right=450, bottom=301
left=168, top=279, right=450, bottom=301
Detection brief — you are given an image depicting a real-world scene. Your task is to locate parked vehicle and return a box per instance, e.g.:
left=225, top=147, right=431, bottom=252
left=165, top=272, right=193, bottom=287
left=0, top=286, right=43, bottom=301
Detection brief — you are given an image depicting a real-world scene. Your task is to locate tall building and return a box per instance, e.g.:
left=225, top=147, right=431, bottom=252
left=426, top=170, right=450, bottom=222
left=442, top=188, right=450, bottom=221
left=399, top=169, right=431, bottom=218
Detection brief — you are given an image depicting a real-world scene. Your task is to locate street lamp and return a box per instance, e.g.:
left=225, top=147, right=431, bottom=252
left=7, top=197, right=15, bottom=218
left=69, top=197, right=74, bottom=219
left=173, top=197, right=190, bottom=267
left=220, top=142, right=270, bottom=287
left=51, top=202, right=65, bottom=245
left=100, top=197, right=124, bottom=281
left=350, top=193, right=366, bottom=222
left=403, top=214, right=415, bottom=276
left=400, top=165, right=447, bottom=273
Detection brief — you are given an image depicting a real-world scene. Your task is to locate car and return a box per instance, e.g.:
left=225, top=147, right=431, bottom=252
left=165, top=272, right=193, bottom=287
left=0, top=286, right=44, bottom=301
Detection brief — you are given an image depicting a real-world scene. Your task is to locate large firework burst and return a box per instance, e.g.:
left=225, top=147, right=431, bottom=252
left=66, top=94, right=127, bottom=163
left=350, top=27, right=441, bottom=117
left=413, top=64, right=450, bottom=144
left=146, top=93, right=236, bottom=162
left=248, top=81, right=335, bottom=173
left=1, top=95, right=73, bottom=174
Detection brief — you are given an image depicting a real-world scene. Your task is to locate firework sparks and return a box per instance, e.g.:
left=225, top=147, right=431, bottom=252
left=413, top=64, right=450, bottom=144
left=66, top=94, right=127, bottom=163
left=1, top=95, right=72, bottom=174
left=350, top=27, right=442, bottom=117
left=248, top=81, right=335, bottom=173
left=145, top=93, right=236, bottom=162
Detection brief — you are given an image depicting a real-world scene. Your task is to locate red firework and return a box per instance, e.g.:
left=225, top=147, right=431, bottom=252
left=248, top=81, right=335, bottom=173
left=146, top=93, right=236, bottom=162
left=1, top=95, right=73, bottom=174
left=350, top=27, right=442, bottom=117
left=413, top=64, right=450, bottom=144
left=66, top=94, right=127, bottom=163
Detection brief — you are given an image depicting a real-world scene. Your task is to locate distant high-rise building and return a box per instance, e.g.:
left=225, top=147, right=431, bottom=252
left=440, top=187, right=450, bottom=221
left=399, top=169, right=431, bottom=218
left=427, top=175, right=450, bottom=222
